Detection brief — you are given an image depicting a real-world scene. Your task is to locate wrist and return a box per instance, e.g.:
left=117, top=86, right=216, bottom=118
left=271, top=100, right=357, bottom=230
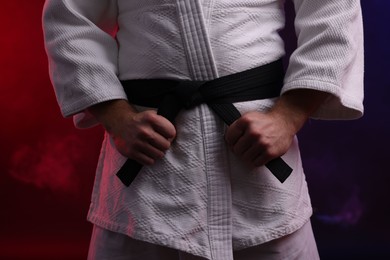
left=88, top=99, right=137, bottom=133
left=269, top=89, right=330, bottom=134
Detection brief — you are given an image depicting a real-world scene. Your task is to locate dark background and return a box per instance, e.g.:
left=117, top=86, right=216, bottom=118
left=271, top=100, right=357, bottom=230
left=1, top=1, right=389, bottom=259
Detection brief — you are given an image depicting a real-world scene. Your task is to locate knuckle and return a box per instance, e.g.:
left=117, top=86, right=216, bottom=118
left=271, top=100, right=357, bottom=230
left=247, top=128, right=260, bottom=138
left=151, top=111, right=160, bottom=120
left=142, top=111, right=157, bottom=122
left=142, top=158, right=155, bottom=166
left=240, top=115, right=252, bottom=125
left=259, top=137, right=271, bottom=148
left=267, top=150, right=278, bottom=159
left=263, top=143, right=272, bottom=151
left=264, top=147, right=281, bottom=160
left=169, top=128, right=177, bottom=138
left=162, top=142, right=171, bottom=150
left=157, top=151, right=165, bottom=159
left=138, top=128, right=153, bottom=139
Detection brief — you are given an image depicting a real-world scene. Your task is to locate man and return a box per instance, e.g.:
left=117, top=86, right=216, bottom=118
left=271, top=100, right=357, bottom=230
left=42, top=0, right=364, bottom=259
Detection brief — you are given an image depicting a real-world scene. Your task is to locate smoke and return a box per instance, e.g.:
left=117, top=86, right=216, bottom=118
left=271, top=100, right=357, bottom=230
left=315, top=185, right=364, bottom=227
left=303, top=149, right=365, bottom=227
left=8, top=133, right=85, bottom=194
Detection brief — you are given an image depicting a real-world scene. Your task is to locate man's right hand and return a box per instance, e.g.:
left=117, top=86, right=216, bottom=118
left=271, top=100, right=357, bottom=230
left=88, top=99, right=176, bottom=165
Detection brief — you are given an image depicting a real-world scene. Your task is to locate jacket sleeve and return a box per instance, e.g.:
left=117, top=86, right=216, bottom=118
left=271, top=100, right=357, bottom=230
left=283, top=0, right=364, bottom=120
left=42, top=0, right=127, bottom=128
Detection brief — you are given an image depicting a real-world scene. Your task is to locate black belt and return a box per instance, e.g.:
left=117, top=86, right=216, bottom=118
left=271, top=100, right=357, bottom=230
left=117, top=59, right=292, bottom=186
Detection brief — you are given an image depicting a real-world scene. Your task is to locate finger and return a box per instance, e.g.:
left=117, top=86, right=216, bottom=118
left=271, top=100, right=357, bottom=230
left=252, top=152, right=272, bottom=167
left=242, top=145, right=263, bottom=164
left=225, top=120, right=245, bottom=146
left=145, top=132, right=172, bottom=151
left=151, top=114, right=177, bottom=140
left=232, top=134, right=252, bottom=156
left=138, top=110, right=176, bottom=140
left=131, top=152, right=155, bottom=166
left=132, top=142, right=165, bottom=165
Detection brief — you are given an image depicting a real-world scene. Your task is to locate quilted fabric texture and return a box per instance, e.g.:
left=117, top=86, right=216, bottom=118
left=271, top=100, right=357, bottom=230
left=43, top=0, right=364, bottom=259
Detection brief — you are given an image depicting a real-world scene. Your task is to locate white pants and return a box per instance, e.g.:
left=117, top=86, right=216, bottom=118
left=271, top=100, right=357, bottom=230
left=87, top=221, right=320, bottom=260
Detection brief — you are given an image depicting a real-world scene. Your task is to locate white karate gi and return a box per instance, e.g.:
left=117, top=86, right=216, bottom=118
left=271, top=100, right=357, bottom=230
left=42, top=0, right=364, bottom=259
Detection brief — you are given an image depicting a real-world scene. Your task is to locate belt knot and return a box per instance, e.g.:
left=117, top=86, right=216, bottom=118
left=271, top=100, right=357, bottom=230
left=175, top=81, right=205, bottom=109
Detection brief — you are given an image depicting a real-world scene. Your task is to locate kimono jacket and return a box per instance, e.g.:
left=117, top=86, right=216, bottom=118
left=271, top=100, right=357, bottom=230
left=42, top=0, right=364, bottom=259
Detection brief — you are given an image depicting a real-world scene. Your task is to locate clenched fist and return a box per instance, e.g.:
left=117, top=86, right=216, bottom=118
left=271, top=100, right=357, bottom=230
left=225, top=111, right=295, bottom=168
left=225, top=89, right=330, bottom=168
left=88, top=99, right=176, bottom=165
